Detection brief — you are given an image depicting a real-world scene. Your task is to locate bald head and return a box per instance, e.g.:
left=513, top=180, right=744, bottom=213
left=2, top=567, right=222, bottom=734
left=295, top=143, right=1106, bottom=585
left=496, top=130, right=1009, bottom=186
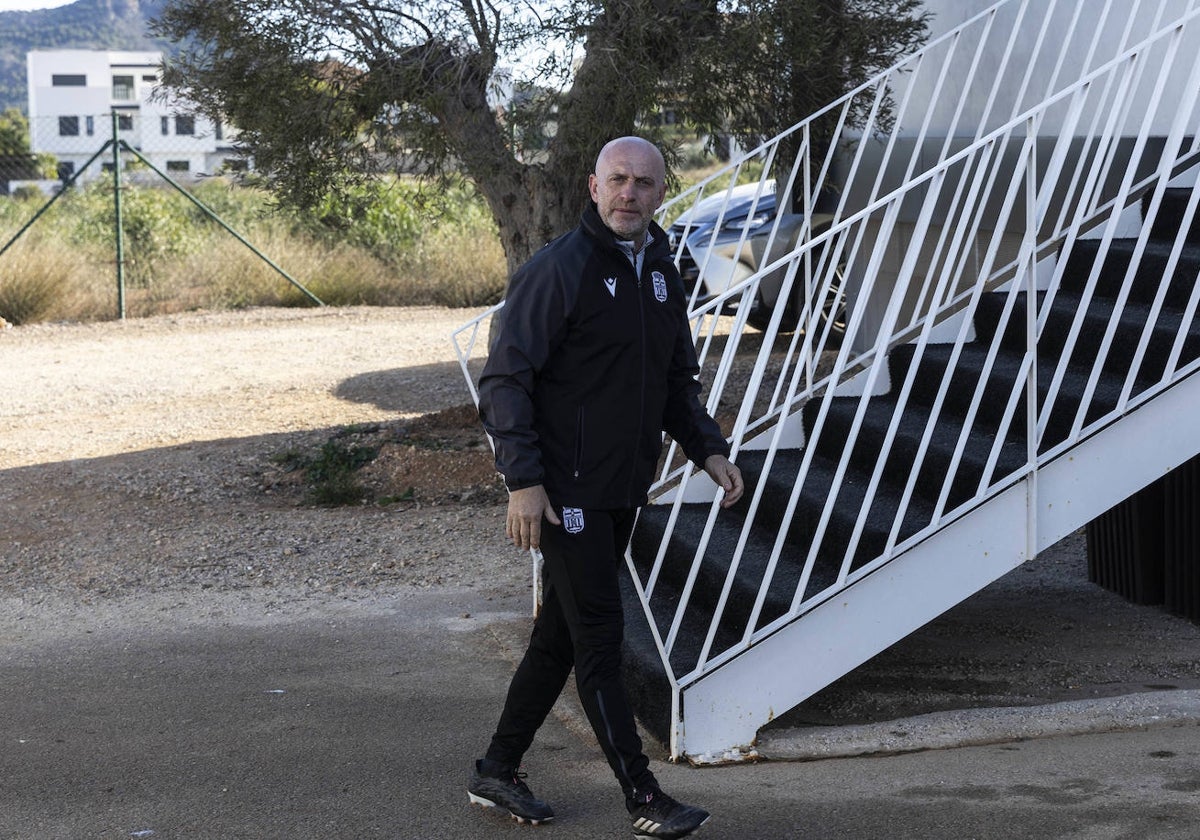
left=594, top=137, right=666, bottom=182
left=588, top=136, right=667, bottom=246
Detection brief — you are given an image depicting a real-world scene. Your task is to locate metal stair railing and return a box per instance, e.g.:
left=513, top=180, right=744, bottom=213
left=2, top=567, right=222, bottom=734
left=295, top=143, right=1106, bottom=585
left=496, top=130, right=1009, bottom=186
left=658, top=0, right=1200, bottom=452
left=449, top=0, right=1200, bottom=720
left=635, top=0, right=1200, bottom=693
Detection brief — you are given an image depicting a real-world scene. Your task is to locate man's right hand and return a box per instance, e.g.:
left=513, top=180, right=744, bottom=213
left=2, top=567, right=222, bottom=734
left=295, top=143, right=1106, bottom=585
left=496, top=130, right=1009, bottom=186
left=506, top=485, right=561, bottom=550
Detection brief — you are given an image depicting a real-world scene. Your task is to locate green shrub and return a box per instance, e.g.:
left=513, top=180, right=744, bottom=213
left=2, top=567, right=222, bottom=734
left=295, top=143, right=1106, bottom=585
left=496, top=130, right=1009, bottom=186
left=10, top=185, right=45, bottom=202
left=276, top=432, right=381, bottom=506
left=307, top=178, right=425, bottom=256
left=62, top=179, right=214, bottom=288
left=188, top=179, right=277, bottom=224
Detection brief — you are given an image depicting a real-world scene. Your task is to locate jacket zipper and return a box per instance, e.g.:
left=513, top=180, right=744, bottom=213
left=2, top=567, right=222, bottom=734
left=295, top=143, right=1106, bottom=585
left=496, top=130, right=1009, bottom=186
left=573, top=406, right=584, bottom=479
left=625, top=262, right=647, bottom=506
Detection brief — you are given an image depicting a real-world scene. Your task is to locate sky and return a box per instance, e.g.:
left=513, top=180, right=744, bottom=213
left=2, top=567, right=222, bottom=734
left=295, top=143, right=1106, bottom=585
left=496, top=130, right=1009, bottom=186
left=0, top=0, right=75, bottom=10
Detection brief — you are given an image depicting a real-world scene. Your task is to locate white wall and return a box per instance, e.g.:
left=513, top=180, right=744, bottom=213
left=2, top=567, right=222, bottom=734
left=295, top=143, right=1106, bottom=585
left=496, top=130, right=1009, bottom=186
left=894, top=0, right=1200, bottom=138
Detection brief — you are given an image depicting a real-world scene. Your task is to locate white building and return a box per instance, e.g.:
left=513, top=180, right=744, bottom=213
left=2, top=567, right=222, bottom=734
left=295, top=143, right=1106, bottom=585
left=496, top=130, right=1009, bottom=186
left=25, top=49, right=241, bottom=183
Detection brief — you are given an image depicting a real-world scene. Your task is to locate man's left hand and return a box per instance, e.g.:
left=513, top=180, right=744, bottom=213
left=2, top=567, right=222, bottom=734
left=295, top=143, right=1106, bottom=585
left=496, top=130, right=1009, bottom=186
left=704, top=454, right=745, bottom=508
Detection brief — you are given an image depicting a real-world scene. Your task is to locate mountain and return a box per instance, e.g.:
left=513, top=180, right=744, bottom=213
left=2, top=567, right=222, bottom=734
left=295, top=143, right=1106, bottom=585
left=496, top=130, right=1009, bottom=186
left=0, top=0, right=173, bottom=113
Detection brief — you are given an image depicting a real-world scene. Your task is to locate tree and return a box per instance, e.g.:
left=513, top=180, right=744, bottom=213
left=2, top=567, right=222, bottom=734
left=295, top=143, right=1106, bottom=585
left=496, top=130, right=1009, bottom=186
left=0, top=107, right=31, bottom=156
left=0, top=106, right=57, bottom=182
left=152, top=1, right=929, bottom=274
left=684, top=0, right=929, bottom=212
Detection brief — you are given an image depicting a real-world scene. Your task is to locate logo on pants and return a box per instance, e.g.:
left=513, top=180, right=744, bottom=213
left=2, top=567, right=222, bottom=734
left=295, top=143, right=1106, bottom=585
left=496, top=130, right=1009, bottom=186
left=562, top=507, right=585, bottom=534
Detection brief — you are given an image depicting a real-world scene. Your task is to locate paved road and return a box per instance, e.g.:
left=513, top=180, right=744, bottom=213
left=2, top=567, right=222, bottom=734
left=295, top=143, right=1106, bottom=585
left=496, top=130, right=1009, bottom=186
left=2, top=585, right=1198, bottom=840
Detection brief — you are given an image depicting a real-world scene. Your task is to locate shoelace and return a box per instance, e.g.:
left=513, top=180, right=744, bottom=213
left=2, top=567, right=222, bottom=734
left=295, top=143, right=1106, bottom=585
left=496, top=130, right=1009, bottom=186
left=509, top=770, right=533, bottom=794
left=637, top=790, right=682, bottom=815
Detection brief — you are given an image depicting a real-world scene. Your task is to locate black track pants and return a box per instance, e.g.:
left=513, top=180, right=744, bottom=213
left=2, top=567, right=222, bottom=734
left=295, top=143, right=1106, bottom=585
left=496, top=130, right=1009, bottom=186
left=484, top=507, right=656, bottom=797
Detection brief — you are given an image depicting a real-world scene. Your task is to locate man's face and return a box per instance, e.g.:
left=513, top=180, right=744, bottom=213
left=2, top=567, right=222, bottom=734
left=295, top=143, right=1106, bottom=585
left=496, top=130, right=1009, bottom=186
left=588, top=141, right=667, bottom=245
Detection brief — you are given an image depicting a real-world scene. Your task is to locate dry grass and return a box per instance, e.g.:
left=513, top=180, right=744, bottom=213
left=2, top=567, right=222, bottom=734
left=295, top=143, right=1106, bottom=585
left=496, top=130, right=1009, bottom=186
left=0, top=234, right=113, bottom=324
left=0, top=161, right=740, bottom=325
left=169, top=229, right=401, bottom=309
left=0, top=180, right=508, bottom=324
left=397, top=223, right=508, bottom=308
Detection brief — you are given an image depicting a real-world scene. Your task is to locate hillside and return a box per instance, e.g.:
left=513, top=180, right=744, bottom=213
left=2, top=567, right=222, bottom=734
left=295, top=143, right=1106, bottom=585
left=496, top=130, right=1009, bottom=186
left=0, top=0, right=172, bottom=113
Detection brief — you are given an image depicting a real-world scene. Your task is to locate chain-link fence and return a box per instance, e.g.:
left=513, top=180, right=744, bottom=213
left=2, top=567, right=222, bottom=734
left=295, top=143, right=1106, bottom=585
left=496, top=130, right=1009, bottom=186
left=1, top=105, right=508, bottom=326
left=3, top=111, right=246, bottom=196
left=0, top=112, right=321, bottom=323
left=0, top=152, right=50, bottom=196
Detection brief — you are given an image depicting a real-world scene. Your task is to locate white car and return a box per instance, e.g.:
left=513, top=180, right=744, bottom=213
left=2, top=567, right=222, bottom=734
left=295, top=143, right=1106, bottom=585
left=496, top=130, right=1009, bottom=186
left=666, top=180, right=845, bottom=337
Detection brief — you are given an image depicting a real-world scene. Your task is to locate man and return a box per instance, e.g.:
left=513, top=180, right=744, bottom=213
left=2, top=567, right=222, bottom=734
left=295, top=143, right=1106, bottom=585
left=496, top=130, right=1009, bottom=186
left=469, top=136, right=743, bottom=840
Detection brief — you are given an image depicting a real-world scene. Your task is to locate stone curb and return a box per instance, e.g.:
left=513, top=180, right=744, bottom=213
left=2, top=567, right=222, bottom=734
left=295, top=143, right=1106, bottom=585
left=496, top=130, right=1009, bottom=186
left=756, top=688, right=1200, bottom=761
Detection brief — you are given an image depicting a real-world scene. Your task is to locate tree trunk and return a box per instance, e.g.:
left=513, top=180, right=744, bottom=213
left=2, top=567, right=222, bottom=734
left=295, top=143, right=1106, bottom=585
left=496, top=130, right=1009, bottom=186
left=484, top=167, right=585, bottom=277
left=418, top=50, right=587, bottom=276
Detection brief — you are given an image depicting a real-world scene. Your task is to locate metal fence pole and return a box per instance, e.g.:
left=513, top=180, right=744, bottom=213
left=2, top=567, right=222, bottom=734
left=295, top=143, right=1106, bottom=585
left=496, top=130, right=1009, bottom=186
left=111, top=111, right=126, bottom=319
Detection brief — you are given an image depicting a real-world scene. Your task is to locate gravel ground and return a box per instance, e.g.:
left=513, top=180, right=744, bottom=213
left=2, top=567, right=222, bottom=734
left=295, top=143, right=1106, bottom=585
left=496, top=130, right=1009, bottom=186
left=0, top=306, right=525, bottom=609
left=3, top=305, right=1200, bottom=728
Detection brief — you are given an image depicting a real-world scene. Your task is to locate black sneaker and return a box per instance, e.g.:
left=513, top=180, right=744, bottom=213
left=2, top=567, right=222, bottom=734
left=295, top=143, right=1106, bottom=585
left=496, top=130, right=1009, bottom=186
left=627, top=787, right=710, bottom=839
left=467, top=759, right=555, bottom=825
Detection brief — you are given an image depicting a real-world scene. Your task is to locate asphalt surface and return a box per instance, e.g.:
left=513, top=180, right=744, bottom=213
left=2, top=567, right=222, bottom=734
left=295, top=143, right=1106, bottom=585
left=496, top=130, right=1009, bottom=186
left=2, top=583, right=1199, bottom=840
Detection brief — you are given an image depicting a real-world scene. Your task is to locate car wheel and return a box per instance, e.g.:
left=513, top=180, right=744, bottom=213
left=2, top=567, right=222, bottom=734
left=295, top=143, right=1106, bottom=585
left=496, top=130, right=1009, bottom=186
left=801, top=256, right=847, bottom=347
left=747, top=250, right=846, bottom=343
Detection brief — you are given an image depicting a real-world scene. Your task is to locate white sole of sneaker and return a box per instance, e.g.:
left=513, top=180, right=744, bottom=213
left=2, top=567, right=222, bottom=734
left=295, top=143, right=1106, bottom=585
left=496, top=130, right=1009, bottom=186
left=467, top=791, right=553, bottom=826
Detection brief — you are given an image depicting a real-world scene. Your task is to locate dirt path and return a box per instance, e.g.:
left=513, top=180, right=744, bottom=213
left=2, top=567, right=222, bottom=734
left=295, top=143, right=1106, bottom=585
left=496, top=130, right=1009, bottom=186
left=0, top=306, right=483, bottom=467
left=0, top=306, right=523, bottom=605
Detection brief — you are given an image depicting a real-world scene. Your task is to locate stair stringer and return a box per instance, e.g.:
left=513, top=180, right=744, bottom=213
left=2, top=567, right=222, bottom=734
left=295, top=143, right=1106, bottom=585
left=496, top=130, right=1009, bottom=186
left=673, top=364, right=1200, bottom=763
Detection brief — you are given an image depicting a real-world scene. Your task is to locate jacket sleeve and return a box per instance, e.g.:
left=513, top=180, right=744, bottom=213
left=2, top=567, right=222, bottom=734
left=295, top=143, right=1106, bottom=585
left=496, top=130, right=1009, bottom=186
left=477, top=256, right=570, bottom=491
left=662, top=313, right=731, bottom=467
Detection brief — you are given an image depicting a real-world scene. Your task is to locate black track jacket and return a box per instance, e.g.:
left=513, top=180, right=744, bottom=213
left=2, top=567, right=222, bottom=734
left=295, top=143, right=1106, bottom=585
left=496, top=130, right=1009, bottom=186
left=478, top=204, right=730, bottom=511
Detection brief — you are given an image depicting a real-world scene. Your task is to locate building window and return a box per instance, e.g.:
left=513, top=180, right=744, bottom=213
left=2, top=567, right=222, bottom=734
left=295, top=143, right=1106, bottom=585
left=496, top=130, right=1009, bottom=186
left=141, top=73, right=157, bottom=83
left=166, top=160, right=190, bottom=173
left=52, top=74, right=86, bottom=86
left=175, top=115, right=195, bottom=136
left=161, top=116, right=169, bottom=136
left=214, top=120, right=224, bottom=141
left=117, top=114, right=134, bottom=131
left=86, top=115, right=94, bottom=136
left=112, top=75, right=135, bottom=101
left=58, top=116, right=80, bottom=136
left=57, top=161, right=75, bottom=180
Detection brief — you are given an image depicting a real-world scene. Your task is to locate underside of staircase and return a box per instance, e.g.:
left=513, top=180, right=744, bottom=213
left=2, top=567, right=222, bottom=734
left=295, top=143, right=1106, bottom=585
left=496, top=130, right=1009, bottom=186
left=622, top=185, right=1200, bottom=761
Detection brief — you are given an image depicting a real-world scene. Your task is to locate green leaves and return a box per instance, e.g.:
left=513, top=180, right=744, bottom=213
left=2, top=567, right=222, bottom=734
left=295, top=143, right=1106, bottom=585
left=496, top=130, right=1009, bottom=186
left=151, top=0, right=930, bottom=268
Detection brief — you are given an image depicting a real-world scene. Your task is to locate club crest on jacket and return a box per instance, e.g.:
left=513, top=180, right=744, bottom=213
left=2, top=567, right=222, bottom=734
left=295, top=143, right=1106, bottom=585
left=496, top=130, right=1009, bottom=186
left=651, top=271, right=668, bottom=302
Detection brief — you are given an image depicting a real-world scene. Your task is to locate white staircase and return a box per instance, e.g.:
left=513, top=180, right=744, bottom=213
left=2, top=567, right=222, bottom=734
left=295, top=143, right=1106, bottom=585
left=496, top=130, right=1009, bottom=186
left=454, top=0, right=1200, bottom=763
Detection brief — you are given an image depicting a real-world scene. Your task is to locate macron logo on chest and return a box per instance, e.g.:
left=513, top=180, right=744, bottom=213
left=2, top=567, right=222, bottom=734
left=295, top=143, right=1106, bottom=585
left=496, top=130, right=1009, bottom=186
left=603, top=277, right=618, bottom=298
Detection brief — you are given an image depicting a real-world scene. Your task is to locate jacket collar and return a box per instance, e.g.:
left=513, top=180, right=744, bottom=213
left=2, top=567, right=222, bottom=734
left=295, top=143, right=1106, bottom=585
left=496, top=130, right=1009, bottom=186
left=581, top=203, right=671, bottom=262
